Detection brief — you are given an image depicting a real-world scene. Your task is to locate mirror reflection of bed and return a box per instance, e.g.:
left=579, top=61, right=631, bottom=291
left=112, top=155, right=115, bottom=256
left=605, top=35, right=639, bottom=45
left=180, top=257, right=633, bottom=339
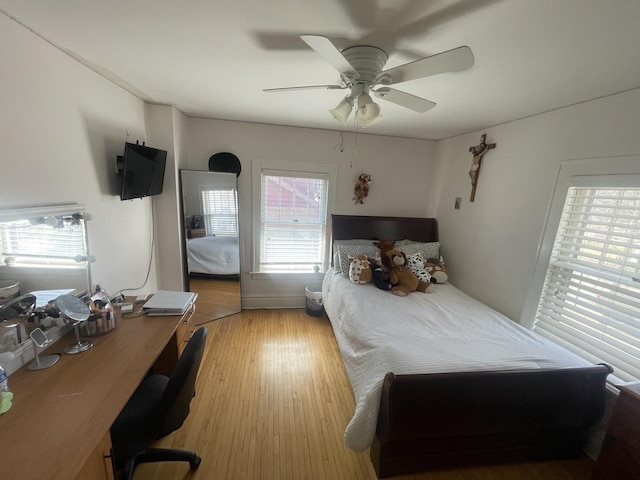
left=181, top=170, right=241, bottom=325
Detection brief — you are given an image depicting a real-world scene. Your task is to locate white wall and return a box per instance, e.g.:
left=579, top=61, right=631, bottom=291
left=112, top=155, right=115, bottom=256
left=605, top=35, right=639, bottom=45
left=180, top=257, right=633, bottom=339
left=145, top=105, right=188, bottom=291
left=434, top=88, right=640, bottom=323
left=1, top=13, right=160, bottom=297
left=182, top=119, right=437, bottom=307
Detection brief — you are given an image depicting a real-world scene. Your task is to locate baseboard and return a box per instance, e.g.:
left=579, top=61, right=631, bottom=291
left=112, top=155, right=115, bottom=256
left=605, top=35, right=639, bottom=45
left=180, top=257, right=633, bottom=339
left=242, top=295, right=306, bottom=310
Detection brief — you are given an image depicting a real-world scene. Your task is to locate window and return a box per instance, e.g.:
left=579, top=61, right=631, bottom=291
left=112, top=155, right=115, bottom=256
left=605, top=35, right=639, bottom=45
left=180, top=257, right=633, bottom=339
left=252, top=160, right=336, bottom=273
left=201, top=187, right=238, bottom=237
left=533, top=186, right=640, bottom=382
left=522, top=157, right=640, bottom=384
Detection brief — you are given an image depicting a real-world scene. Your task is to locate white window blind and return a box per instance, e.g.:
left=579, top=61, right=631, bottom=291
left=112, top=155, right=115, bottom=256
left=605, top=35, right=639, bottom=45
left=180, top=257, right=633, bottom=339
left=0, top=215, right=86, bottom=267
left=259, top=172, right=328, bottom=271
left=201, top=188, right=238, bottom=237
left=533, top=187, right=640, bottom=383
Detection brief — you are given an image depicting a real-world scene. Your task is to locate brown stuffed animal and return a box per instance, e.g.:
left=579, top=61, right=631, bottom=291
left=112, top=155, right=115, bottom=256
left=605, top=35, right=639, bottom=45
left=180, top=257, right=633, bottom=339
left=425, top=256, right=448, bottom=284
left=348, top=254, right=373, bottom=285
left=385, top=249, right=432, bottom=296
left=375, top=239, right=395, bottom=270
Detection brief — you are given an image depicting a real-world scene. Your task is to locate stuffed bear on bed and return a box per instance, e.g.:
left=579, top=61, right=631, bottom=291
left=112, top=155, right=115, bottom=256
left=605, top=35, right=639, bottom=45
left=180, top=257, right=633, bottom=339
left=425, top=256, right=448, bottom=284
left=384, top=249, right=434, bottom=296
left=405, top=252, right=434, bottom=284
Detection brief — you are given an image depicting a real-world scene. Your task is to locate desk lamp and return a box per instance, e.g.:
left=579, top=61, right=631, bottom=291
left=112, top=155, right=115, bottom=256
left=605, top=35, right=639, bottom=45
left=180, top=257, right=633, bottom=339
left=56, top=294, right=93, bottom=354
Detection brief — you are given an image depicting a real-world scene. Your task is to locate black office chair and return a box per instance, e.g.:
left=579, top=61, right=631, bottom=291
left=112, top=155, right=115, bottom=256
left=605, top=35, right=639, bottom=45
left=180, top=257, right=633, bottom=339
left=110, top=327, right=207, bottom=479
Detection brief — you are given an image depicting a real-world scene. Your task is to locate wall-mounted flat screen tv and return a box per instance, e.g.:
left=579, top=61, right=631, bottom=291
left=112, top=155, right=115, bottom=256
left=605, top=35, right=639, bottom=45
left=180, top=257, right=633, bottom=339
left=119, top=142, right=167, bottom=200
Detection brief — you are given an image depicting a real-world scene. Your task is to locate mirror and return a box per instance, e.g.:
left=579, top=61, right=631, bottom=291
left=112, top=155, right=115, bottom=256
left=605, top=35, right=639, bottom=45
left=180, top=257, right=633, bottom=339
left=180, top=170, right=241, bottom=324
left=0, top=204, right=91, bottom=364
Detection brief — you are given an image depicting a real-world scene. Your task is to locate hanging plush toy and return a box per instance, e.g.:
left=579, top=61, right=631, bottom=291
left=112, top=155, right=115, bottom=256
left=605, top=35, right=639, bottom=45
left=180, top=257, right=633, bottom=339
left=353, top=173, right=371, bottom=204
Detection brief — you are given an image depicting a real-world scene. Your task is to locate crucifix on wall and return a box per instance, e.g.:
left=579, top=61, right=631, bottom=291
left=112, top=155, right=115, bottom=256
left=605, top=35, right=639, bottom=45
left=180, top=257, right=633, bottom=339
left=468, top=133, right=496, bottom=202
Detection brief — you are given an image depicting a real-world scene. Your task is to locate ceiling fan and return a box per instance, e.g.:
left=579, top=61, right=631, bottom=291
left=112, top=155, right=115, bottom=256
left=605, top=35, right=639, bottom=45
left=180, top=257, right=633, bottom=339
left=264, top=35, right=474, bottom=126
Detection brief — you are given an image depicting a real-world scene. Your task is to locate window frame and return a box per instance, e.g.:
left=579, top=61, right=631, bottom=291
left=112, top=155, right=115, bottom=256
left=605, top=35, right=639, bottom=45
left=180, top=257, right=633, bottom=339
left=521, top=155, right=640, bottom=383
left=251, top=159, right=337, bottom=275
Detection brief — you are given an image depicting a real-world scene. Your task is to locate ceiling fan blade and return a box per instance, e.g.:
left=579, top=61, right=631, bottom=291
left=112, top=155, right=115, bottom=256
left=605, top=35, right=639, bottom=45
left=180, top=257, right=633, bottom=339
left=379, top=46, right=474, bottom=85
left=373, top=88, right=436, bottom=113
left=300, top=35, right=358, bottom=77
left=263, top=85, right=346, bottom=93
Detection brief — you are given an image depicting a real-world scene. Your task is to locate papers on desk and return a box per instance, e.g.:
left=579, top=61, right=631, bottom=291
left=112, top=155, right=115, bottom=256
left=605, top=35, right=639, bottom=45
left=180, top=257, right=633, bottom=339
left=30, top=289, right=75, bottom=308
left=142, top=290, right=197, bottom=316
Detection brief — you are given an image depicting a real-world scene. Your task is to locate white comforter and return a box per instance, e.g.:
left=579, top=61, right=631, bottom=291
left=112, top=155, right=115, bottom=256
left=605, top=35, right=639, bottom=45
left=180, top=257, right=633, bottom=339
left=186, top=236, right=240, bottom=275
left=322, top=268, right=592, bottom=452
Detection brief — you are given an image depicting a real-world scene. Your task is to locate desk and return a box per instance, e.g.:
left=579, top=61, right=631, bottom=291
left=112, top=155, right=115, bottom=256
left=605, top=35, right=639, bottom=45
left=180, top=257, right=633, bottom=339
left=0, top=303, right=196, bottom=480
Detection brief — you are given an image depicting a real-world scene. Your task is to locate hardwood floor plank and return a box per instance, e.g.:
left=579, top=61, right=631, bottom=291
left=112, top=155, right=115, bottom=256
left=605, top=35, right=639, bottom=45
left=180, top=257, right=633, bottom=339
left=131, top=308, right=594, bottom=480
left=189, top=276, right=241, bottom=324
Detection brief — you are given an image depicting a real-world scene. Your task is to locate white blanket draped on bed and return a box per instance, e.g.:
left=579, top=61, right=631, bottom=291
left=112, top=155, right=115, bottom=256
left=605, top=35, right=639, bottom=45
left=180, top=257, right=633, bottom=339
left=186, top=236, right=239, bottom=275
left=322, top=268, right=592, bottom=452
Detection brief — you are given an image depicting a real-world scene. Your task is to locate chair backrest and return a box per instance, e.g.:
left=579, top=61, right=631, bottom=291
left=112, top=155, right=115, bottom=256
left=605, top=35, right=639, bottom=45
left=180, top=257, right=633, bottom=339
left=157, top=327, right=207, bottom=437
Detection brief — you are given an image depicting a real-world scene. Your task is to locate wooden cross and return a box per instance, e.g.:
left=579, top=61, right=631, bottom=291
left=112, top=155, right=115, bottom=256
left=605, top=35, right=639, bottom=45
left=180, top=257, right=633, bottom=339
left=468, top=134, right=496, bottom=202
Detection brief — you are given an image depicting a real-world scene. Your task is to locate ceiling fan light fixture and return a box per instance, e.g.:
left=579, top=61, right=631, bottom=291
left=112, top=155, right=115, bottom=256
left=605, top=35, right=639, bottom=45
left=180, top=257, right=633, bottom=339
left=360, top=113, right=383, bottom=128
left=355, top=94, right=381, bottom=124
left=329, top=96, right=354, bottom=125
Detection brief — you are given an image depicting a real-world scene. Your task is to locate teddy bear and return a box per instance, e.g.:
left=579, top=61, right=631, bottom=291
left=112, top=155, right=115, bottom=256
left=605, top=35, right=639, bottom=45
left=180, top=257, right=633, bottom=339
left=384, top=249, right=432, bottom=296
left=425, top=256, right=448, bottom=284
left=375, top=239, right=395, bottom=270
left=405, top=253, right=436, bottom=292
left=348, top=254, right=372, bottom=285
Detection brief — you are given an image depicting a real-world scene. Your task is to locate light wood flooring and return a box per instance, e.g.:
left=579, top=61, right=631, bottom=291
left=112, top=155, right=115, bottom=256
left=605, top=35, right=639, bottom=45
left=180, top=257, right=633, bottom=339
left=189, top=276, right=241, bottom=325
left=133, top=307, right=595, bottom=480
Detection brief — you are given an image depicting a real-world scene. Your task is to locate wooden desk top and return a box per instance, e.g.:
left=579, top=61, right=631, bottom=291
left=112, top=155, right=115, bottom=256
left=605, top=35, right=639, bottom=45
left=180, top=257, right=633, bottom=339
left=0, top=307, right=186, bottom=480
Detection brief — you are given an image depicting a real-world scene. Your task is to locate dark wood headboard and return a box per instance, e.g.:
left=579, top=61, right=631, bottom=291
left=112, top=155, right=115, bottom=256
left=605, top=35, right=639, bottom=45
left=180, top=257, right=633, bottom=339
left=332, top=215, right=438, bottom=244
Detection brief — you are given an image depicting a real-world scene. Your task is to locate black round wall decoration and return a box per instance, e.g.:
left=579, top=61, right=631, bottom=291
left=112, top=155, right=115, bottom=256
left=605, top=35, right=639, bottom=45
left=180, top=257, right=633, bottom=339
left=208, top=152, right=241, bottom=177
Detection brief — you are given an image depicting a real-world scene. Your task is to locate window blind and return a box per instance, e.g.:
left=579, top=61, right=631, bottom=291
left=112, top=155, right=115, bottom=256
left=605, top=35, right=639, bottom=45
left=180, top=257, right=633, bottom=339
left=260, top=172, right=328, bottom=271
left=0, top=216, right=86, bottom=266
left=201, top=188, right=238, bottom=237
left=533, top=187, right=640, bottom=383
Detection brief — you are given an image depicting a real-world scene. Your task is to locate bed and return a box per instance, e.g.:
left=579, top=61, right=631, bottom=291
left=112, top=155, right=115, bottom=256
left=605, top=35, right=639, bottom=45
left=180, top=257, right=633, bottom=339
left=186, top=235, right=240, bottom=276
left=323, top=215, right=612, bottom=478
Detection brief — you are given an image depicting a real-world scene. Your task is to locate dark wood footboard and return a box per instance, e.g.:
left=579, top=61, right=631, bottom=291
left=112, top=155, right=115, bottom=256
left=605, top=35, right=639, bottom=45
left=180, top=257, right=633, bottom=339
left=371, top=364, right=613, bottom=478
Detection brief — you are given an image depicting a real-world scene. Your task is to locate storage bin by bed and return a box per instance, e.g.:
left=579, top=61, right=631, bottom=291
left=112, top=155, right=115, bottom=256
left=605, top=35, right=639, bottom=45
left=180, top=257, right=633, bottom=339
left=305, top=284, right=324, bottom=316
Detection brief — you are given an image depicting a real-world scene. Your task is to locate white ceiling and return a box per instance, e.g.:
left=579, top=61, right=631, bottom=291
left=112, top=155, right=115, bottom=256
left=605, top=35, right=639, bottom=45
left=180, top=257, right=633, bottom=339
left=2, top=0, right=640, bottom=140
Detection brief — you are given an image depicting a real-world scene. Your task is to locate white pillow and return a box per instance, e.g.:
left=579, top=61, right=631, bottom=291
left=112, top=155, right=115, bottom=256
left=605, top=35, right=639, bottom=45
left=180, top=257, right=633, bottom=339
left=398, top=242, right=440, bottom=261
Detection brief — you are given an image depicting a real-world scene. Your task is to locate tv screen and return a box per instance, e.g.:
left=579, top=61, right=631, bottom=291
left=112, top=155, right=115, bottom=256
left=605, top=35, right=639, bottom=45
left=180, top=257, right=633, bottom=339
left=120, top=142, right=167, bottom=200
